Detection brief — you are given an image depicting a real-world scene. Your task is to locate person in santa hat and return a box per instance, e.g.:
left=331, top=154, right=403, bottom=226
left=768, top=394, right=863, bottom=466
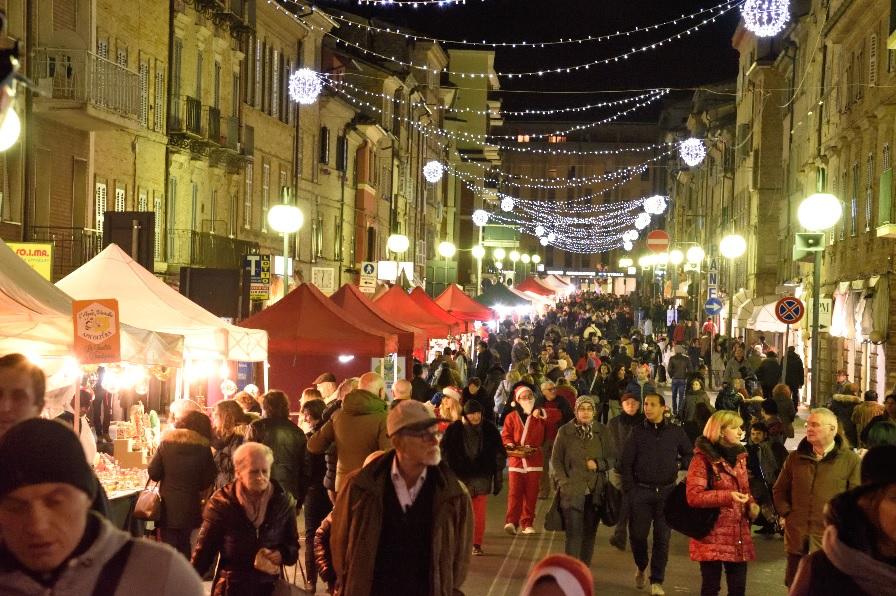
left=520, top=553, right=594, bottom=596
left=501, top=385, right=546, bottom=535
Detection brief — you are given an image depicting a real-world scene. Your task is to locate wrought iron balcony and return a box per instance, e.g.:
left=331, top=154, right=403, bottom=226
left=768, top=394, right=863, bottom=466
left=28, top=226, right=103, bottom=281
left=169, top=95, right=203, bottom=137
left=166, top=228, right=259, bottom=270
left=32, top=48, right=140, bottom=130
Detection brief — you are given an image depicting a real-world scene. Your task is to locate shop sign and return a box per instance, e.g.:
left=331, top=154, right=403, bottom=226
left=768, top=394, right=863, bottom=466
left=72, top=299, right=121, bottom=364
left=9, top=242, right=53, bottom=280
left=245, top=254, right=271, bottom=301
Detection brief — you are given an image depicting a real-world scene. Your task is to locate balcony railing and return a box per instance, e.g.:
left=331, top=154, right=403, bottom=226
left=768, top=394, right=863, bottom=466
left=166, top=229, right=258, bottom=270
left=28, top=226, right=103, bottom=281
left=221, top=115, right=239, bottom=150
left=169, top=95, right=203, bottom=136
left=33, top=48, right=140, bottom=121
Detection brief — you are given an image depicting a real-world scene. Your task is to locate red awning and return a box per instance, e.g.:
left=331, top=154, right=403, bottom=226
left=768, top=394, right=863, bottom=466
left=409, top=287, right=468, bottom=333
left=434, top=284, right=494, bottom=322
left=374, top=285, right=455, bottom=338
left=329, top=283, right=427, bottom=353
left=240, top=283, right=397, bottom=357
left=515, top=276, right=556, bottom=296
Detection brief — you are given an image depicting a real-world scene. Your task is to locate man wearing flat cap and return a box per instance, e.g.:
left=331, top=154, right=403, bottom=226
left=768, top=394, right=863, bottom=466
left=0, top=418, right=203, bottom=594
left=329, top=399, right=472, bottom=596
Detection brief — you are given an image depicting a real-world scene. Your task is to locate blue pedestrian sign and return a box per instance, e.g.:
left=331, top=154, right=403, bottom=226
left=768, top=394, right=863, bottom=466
left=704, top=297, right=724, bottom=316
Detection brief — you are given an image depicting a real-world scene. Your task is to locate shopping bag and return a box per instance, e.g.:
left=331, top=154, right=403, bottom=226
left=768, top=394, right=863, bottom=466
left=132, top=480, right=162, bottom=521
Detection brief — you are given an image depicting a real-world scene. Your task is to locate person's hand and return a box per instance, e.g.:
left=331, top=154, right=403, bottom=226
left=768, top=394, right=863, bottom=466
left=531, top=408, right=546, bottom=419
left=730, top=491, right=749, bottom=504
left=586, top=459, right=598, bottom=472
left=748, top=502, right=760, bottom=520
left=265, top=548, right=283, bottom=566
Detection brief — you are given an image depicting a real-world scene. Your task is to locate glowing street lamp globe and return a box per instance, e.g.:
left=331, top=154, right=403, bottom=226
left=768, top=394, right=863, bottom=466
left=679, top=137, right=706, bottom=167
left=493, top=247, right=506, bottom=260
left=623, top=240, right=634, bottom=252
left=471, top=245, right=486, bottom=259
left=534, top=224, right=546, bottom=237
left=267, top=204, right=304, bottom=234
left=531, top=254, right=541, bottom=264
left=669, top=249, right=684, bottom=265
left=288, top=68, right=323, bottom=105
left=0, top=109, right=21, bottom=152
left=472, top=209, right=489, bottom=227
left=521, top=253, right=531, bottom=264
left=386, top=233, right=410, bottom=254
left=686, top=245, right=706, bottom=264
left=437, top=241, right=457, bottom=258
left=798, top=193, right=843, bottom=231
left=509, top=250, right=520, bottom=263
left=720, top=234, right=747, bottom=259
left=619, top=257, right=634, bottom=268
left=423, top=160, right=445, bottom=183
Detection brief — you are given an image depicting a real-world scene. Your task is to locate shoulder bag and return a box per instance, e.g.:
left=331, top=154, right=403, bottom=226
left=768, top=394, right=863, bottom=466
left=132, top=479, right=162, bottom=521
left=599, top=474, right=622, bottom=527
left=663, top=459, right=719, bottom=539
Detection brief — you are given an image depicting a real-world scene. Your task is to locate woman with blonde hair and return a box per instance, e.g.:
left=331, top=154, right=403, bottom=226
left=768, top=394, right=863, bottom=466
left=211, top=400, right=251, bottom=489
left=685, top=410, right=760, bottom=596
left=437, top=386, right=464, bottom=431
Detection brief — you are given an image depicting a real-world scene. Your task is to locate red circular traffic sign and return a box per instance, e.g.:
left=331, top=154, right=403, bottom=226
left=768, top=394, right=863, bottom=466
left=646, top=230, right=671, bottom=253
left=774, top=297, right=805, bottom=325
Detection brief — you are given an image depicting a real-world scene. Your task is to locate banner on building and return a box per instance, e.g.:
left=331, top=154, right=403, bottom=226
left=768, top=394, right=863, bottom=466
left=72, top=299, right=121, bottom=364
left=8, top=242, right=53, bottom=280
left=245, top=254, right=271, bottom=301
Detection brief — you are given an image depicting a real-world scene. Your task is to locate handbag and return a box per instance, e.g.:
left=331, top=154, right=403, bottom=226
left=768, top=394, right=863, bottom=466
left=599, top=477, right=622, bottom=527
left=272, top=566, right=304, bottom=596
left=543, top=490, right=565, bottom=531
left=663, top=459, right=719, bottom=539
left=132, top=480, right=162, bottom=521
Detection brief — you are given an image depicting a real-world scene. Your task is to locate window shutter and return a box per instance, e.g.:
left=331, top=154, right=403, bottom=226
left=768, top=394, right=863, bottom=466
left=97, top=39, right=109, bottom=60
left=319, top=127, right=330, bottom=164
left=870, top=34, right=879, bottom=85
left=153, top=193, right=163, bottom=260
left=95, top=182, right=107, bottom=231
left=244, top=162, right=253, bottom=230
left=866, top=154, right=874, bottom=231
left=262, top=162, right=270, bottom=232
left=272, top=49, right=279, bottom=119
left=139, top=61, right=149, bottom=127
left=336, top=135, right=347, bottom=171
left=138, top=189, right=148, bottom=212
left=115, top=186, right=126, bottom=211
left=154, top=65, right=165, bottom=131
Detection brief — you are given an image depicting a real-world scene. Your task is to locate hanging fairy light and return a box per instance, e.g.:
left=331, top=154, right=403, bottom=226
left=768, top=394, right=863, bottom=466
left=540, top=237, right=550, bottom=246
left=472, top=209, right=490, bottom=226
left=634, top=212, right=652, bottom=230
left=288, top=68, right=323, bottom=105
left=547, top=232, right=557, bottom=242
left=500, top=197, right=515, bottom=212
left=679, top=138, right=707, bottom=167
left=622, top=229, right=639, bottom=242
left=741, top=0, right=789, bottom=38
left=534, top=224, right=546, bottom=237
left=423, top=160, right=445, bottom=183
left=643, top=195, right=668, bottom=215
left=623, top=240, right=634, bottom=251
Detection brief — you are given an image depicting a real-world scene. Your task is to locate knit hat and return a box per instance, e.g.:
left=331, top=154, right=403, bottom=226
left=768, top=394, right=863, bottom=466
left=575, top=395, right=596, bottom=410
left=860, top=445, right=896, bottom=487
left=442, top=386, right=462, bottom=402
left=463, top=400, right=483, bottom=415
left=520, top=554, right=593, bottom=596
left=0, top=418, right=97, bottom=500
left=514, top=386, right=534, bottom=401
left=620, top=392, right=639, bottom=403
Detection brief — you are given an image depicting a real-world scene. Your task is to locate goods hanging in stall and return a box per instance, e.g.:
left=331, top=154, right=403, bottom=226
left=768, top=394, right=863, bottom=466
left=515, top=276, right=556, bottom=297
left=434, top=284, right=495, bottom=323
left=330, top=283, right=427, bottom=356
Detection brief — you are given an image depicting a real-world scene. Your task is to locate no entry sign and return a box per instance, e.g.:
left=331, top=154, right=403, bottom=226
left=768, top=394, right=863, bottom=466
left=775, top=297, right=805, bottom=325
left=646, top=230, right=671, bottom=253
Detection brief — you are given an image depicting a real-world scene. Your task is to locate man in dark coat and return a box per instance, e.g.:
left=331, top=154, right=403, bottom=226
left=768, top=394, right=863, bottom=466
left=756, top=351, right=783, bottom=401
left=784, top=346, right=805, bottom=410
left=246, top=390, right=308, bottom=507
left=411, top=362, right=435, bottom=403
left=474, top=341, right=493, bottom=380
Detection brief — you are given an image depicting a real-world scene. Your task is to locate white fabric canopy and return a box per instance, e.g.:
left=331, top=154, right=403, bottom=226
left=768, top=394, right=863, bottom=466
left=0, top=239, right=184, bottom=366
left=58, top=244, right=267, bottom=362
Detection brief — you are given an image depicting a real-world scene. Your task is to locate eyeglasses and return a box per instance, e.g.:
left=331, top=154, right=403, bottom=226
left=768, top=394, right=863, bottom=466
left=402, top=429, right=443, bottom=442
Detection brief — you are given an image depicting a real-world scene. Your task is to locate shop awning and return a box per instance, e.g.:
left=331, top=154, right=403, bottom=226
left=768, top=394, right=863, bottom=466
left=329, top=283, right=426, bottom=354
left=434, top=284, right=495, bottom=322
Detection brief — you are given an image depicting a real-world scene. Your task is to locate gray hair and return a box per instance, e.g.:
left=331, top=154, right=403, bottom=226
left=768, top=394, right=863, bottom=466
left=359, top=371, right=385, bottom=397
left=809, top=407, right=838, bottom=431
left=233, top=441, right=274, bottom=471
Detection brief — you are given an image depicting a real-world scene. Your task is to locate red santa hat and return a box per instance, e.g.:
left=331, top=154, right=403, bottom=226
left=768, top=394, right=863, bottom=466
left=441, top=386, right=462, bottom=402
left=520, top=554, right=592, bottom=596
left=513, top=385, right=534, bottom=401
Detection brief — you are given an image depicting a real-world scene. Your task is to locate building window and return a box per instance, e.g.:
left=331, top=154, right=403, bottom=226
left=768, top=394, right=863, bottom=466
left=866, top=153, right=874, bottom=232
left=94, top=181, right=107, bottom=231
left=548, top=135, right=566, bottom=143
left=516, top=135, right=530, bottom=143
left=336, top=134, right=348, bottom=171
left=153, top=192, right=163, bottom=260
left=319, top=127, right=330, bottom=164
left=210, top=189, right=218, bottom=233
left=255, top=38, right=263, bottom=109
left=191, top=183, right=198, bottom=231
left=272, top=49, right=280, bottom=119
left=196, top=50, right=203, bottom=100
left=138, top=62, right=149, bottom=127
left=213, top=62, right=221, bottom=109
left=114, top=184, right=125, bottom=211
left=154, top=64, right=165, bottom=131
left=262, top=162, right=270, bottom=232
left=851, top=162, right=859, bottom=236
left=244, top=162, right=253, bottom=230
left=138, top=189, right=148, bottom=212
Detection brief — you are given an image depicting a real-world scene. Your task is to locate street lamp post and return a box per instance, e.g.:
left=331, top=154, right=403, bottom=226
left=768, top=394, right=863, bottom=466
left=437, top=241, right=456, bottom=294
left=798, top=193, right=843, bottom=406
left=719, top=234, right=746, bottom=337
left=472, top=244, right=486, bottom=292
left=267, top=197, right=304, bottom=298
left=386, top=233, right=410, bottom=284
left=509, top=250, right=520, bottom=282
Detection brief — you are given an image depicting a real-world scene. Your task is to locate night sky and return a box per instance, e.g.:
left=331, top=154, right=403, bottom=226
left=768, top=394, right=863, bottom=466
left=315, top=0, right=741, bottom=118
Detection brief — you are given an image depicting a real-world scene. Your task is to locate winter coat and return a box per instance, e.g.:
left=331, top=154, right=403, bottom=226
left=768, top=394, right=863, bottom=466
left=680, top=390, right=714, bottom=423
left=192, top=481, right=299, bottom=596
left=0, top=513, right=203, bottom=595
left=441, top=419, right=506, bottom=497
left=772, top=392, right=796, bottom=439
left=314, top=513, right=336, bottom=588
left=212, top=430, right=246, bottom=490
left=551, top=420, right=614, bottom=511
left=536, top=396, right=574, bottom=443
left=667, top=353, right=692, bottom=380
left=755, top=356, right=782, bottom=389
left=501, top=410, right=547, bottom=472
left=623, top=379, right=657, bottom=402
left=412, top=377, right=436, bottom=403
left=621, top=419, right=693, bottom=491
left=148, top=428, right=216, bottom=530
left=685, top=437, right=756, bottom=562
left=246, top=416, right=308, bottom=504
left=307, top=388, right=391, bottom=492
left=723, top=356, right=751, bottom=384
left=511, top=341, right=531, bottom=365
left=829, top=394, right=862, bottom=447
left=714, top=387, right=742, bottom=412
left=607, top=411, right=645, bottom=467
left=329, top=450, right=472, bottom=596
left=772, top=436, right=862, bottom=555
left=461, top=387, right=495, bottom=425
left=852, top=401, right=885, bottom=446
left=474, top=349, right=493, bottom=380
left=790, top=488, right=896, bottom=596
left=785, top=352, right=805, bottom=388
left=320, top=400, right=342, bottom=492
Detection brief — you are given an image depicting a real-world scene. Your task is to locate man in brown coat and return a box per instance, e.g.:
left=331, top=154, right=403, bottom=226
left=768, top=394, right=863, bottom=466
left=330, top=400, right=472, bottom=596
left=773, top=407, right=861, bottom=586
left=308, top=372, right=392, bottom=493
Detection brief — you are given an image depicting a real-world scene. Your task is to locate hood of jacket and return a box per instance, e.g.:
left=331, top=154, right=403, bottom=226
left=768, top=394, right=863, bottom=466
left=161, top=427, right=210, bottom=447
left=694, top=436, right=746, bottom=462
left=342, top=389, right=387, bottom=416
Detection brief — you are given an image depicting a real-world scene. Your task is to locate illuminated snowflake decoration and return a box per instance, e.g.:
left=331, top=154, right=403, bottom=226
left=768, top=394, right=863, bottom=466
left=500, top=197, right=515, bottom=212
left=423, top=160, right=445, bottom=183
left=741, top=0, right=789, bottom=38
left=288, top=68, right=323, bottom=105
left=547, top=232, right=557, bottom=242
left=622, top=229, right=639, bottom=242
left=534, top=224, right=545, bottom=237
left=472, top=209, right=490, bottom=227
left=643, top=195, right=668, bottom=215
left=623, top=240, right=634, bottom=252
left=679, top=138, right=707, bottom=167
left=540, top=237, right=550, bottom=246
left=635, top=212, right=652, bottom=230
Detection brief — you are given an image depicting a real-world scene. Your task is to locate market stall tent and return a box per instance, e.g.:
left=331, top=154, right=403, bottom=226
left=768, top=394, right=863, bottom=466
left=0, top=239, right=183, bottom=366
left=374, top=285, right=456, bottom=338
left=409, top=287, right=467, bottom=333
left=434, top=284, right=495, bottom=322
left=57, top=244, right=266, bottom=362
left=515, top=277, right=556, bottom=297
left=474, top=283, right=531, bottom=308
left=329, top=283, right=427, bottom=355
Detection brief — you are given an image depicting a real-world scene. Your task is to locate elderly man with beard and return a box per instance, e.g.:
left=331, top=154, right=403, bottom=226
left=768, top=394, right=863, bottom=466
left=329, top=400, right=472, bottom=596
left=502, top=386, right=547, bottom=535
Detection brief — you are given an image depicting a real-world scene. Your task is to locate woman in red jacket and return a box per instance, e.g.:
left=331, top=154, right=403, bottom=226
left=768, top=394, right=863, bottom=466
left=686, top=410, right=760, bottom=596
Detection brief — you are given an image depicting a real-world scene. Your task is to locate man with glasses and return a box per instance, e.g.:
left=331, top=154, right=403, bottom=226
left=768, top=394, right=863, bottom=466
left=773, top=407, right=861, bottom=587
left=537, top=381, right=573, bottom=499
left=330, top=400, right=472, bottom=596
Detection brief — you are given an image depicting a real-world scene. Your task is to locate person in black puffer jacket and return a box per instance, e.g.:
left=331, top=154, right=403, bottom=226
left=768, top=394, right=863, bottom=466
left=246, top=390, right=308, bottom=508
left=192, top=443, right=299, bottom=596
left=300, top=399, right=332, bottom=593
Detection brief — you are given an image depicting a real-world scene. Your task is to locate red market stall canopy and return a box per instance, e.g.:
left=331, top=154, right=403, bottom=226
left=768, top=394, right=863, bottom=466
left=240, top=283, right=398, bottom=357
left=329, top=283, right=426, bottom=354
left=434, top=284, right=495, bottom=322
left=409, top=287, right=467, bottom=333
left=374, top=285, right=455, bottom=338
left=516, top=277, right=556, bottom=296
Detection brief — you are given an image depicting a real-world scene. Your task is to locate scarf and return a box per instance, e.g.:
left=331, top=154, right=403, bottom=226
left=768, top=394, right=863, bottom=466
left=574, top=422, right=593, bottom=441
left=824, top=524, right=896, bottom=594
left=236, top=481, right=274, bottom=528
left=717, top=443, right=742, bottom=467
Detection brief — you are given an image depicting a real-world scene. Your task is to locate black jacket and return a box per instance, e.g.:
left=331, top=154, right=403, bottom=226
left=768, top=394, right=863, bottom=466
left=192, top=480, right=299, bottom=595
left=474, top=349, right=493, bottom=381
left=784, top=352, right=805, bottom=388
left=148, top=428, right=216, bottom=529
left=607, top=410, right=645, bottom=468
left=246, top=417, right=308, bottom=505
left=411, top=377, right=435, bottom=403
left=441, top=419, right=506, bottom=496
left=756, top=356, right=783, bottom=389
left=621, top=419, right=693, bottom=492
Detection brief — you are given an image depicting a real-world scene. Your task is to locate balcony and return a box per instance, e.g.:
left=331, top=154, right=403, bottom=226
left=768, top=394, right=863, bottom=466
left=166, top=229, right=259, bottom=270
left=28, top=226, right=103, bottom=281
left=210, top=115, right=247, bottom=172
left=32, top=49, right=140, bottom=131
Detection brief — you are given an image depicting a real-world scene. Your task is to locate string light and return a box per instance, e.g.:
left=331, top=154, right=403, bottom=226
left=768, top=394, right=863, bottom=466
left=624, top=241, right=634, bottom=251
left=288, top=68, right=322, bottom=104
left=634, top=212, right=652, bottom=229
left=423, top=160, right=445, bottom=183
left=472, top=209, right=489, bottom=226
left=679, top=138, right=707, bottom=166
left=500, top=197, right=515, bottom=212
left=643, top=195, right=668, bottom=215
left=541, top=237, right=550, bottom=246
left=359, top=0, right=468, bottom=6
left=741, top=0, right=789, bottom=38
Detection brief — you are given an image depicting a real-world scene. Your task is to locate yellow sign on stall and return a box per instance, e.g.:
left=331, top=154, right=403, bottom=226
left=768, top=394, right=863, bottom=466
left=8, top=242, right=53, bottom=280
left=72, top=299, right=121, bottom=364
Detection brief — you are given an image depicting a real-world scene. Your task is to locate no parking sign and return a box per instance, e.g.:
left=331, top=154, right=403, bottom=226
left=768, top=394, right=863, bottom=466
left=775, top=297, right=805, bottom=325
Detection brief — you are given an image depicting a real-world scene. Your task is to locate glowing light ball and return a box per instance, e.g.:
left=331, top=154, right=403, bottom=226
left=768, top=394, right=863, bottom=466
left=500, top=197, right=515, bottom=212
left=679, top=138, right=706, bottom=167
left=623, top=241, right=634, bottom=251
left=423, top=160, right=445, bottom=183
left=540, top=237, right=549, bottom=246
left=635, top=212, right=651, bottom=230
left=472, top=209, right=490, bottom=226
left=643, top=195, right=668, bottom=215
left=288, top=68, right=323, bottom=105
left=742, top=0, right=789, bottom=38
left=534, top=225, right=545, bottom=237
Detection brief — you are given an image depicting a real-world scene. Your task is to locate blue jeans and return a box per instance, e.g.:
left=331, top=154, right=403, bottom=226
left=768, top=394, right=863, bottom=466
left=670, top=379, right=687, bottom=414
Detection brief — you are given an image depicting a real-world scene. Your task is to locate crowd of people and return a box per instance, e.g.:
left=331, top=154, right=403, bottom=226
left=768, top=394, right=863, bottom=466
left=1, top=290, right=896, bottom=595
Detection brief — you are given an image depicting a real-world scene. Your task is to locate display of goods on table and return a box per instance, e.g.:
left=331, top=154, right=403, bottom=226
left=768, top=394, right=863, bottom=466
left=95, top=453, right=149, bottom=500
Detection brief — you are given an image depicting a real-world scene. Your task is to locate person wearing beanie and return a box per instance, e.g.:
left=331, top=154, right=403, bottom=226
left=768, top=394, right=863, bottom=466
left=441, top=399, right=506, bottom=556
left=520, top=553, right=594, bottom=596
left=550, top=395, right=615, bottom=565
left=0, top=418, right=204, bottom=595
left=790, top=445, right=896, bottom=595
left=607, top=393, right=645, bottom=551
left=501, top=385, right=547, bottom=535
